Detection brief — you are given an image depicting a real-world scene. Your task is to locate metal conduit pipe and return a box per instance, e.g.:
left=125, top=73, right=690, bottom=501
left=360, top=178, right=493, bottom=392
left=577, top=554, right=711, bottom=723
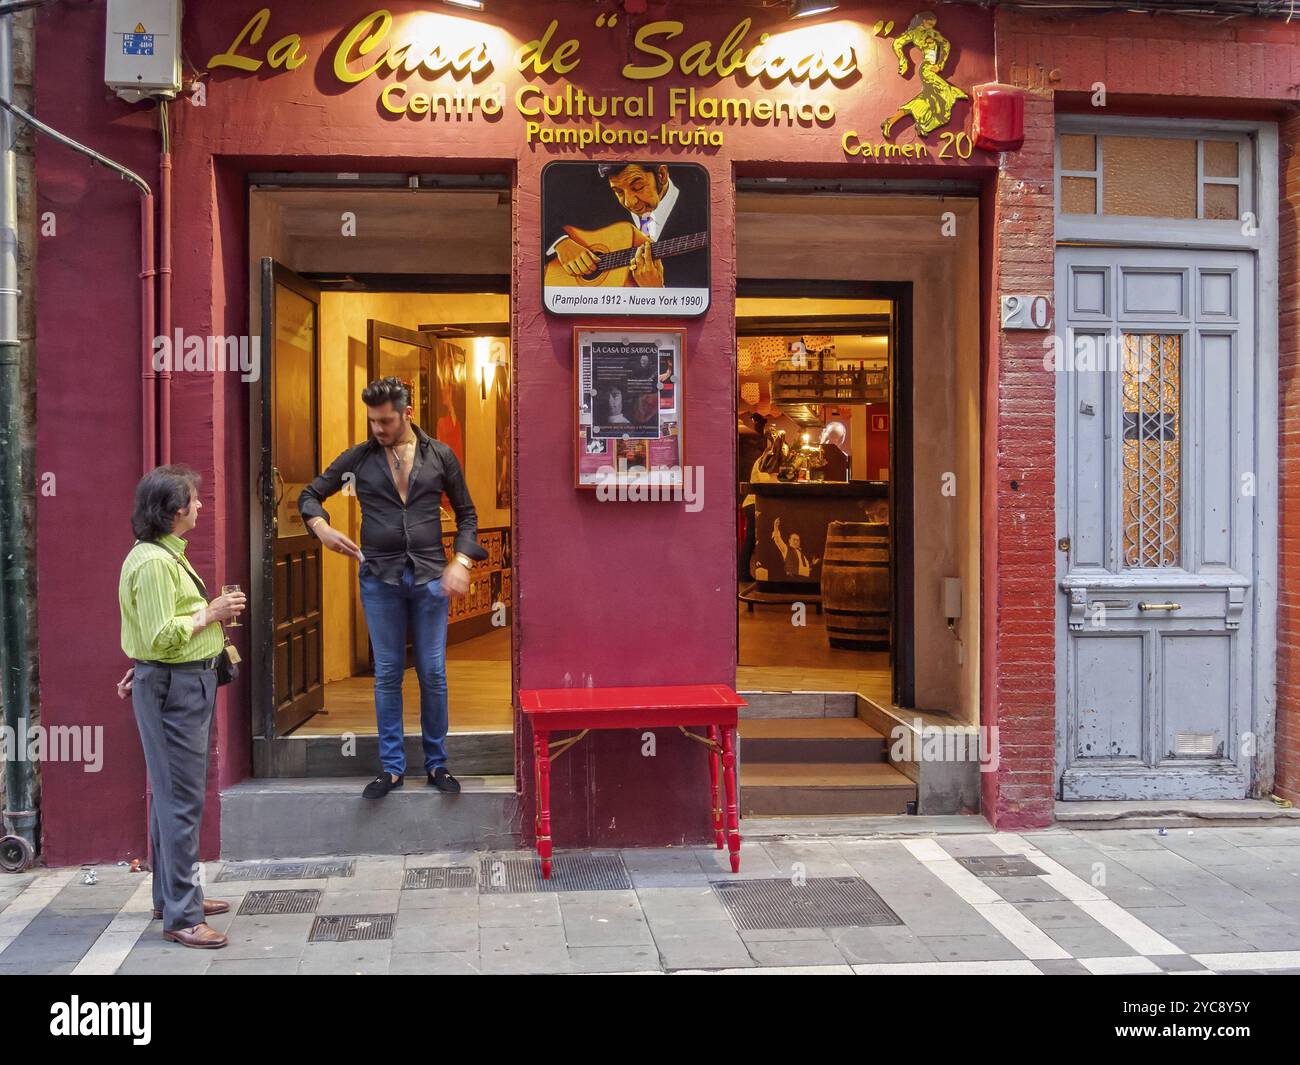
left=0, top=56, right=154, bottom=868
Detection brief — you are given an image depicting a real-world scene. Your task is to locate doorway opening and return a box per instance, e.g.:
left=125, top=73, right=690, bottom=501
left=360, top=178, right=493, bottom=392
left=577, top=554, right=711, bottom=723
left=737, top=283, right=912, bottom=709
left=249, top=182, right=514, bottom=780
left=734, top=187, right=982, bottom=818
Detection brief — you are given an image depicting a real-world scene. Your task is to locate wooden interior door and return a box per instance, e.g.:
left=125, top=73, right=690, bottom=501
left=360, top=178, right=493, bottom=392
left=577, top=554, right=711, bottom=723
left=258, top=260, right=325, bottom=736
left=367, top=320, right=435, bottom=430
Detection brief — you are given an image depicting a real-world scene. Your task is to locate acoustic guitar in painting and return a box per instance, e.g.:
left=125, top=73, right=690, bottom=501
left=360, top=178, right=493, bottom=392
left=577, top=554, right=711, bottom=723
left=544, top=221, right=708, bottom=288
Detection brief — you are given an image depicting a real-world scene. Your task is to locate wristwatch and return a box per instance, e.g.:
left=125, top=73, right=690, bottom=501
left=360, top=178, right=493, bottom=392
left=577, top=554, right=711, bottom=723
left=454, top=552, right=474, bottom=570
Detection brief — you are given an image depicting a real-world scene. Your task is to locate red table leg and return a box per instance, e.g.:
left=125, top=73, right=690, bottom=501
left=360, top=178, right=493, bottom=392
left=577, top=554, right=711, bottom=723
left=707, top=725, right=723, bottom=849
left=721, top=724, right=741, bottom=873
left=535, top=728, right=553, bottom=880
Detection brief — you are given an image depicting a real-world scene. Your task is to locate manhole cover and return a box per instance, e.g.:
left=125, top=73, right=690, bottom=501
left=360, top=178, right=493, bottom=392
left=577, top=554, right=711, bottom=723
left=308, top=913, right=395, bottom=943
left=478, top=854, right=631, bottom=893
left=215, top=859, right=355, bottom=882
left=714, top=877, right=902, bottom=930
left=404, top=866, right=476, bottom=890
left=237, top=889, right=322, bottom=916
left=957, top=855, right=1043, bottom=878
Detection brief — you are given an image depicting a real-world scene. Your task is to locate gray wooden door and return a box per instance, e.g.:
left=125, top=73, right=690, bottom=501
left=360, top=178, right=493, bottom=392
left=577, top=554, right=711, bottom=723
left=1055, top=247, right=1256, bottom=799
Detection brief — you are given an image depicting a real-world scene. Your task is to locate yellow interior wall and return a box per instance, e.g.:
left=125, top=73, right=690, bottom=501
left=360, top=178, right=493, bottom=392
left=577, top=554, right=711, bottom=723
left=316, top=291, right=511, bottom=684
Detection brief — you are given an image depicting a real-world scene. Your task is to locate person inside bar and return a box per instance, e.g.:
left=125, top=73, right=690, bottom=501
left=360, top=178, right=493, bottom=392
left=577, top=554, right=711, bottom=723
left=819, top=421, right=850, bottom=482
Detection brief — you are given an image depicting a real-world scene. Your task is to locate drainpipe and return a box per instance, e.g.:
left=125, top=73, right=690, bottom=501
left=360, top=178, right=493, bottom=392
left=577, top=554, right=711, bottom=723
left=157, top=99, right=170, bottom=464
left=0, top=104, right=155, bottom=472
left=0, top=9, right=35, bottom=858
left=0, top=66, right=155, bottom=864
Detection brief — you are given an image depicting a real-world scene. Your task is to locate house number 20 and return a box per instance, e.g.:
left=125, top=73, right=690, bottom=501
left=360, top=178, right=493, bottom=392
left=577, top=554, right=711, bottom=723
left=1000, top=294, right=1054, bottom=331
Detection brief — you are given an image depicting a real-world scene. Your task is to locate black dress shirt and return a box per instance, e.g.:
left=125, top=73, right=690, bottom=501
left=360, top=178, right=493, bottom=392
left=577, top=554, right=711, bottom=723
left=298, top=425, right=487, bottom=586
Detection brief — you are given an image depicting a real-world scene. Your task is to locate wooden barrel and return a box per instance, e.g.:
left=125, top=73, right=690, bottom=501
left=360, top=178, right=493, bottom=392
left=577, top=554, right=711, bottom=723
left=820, top=521, right=890, bottom=651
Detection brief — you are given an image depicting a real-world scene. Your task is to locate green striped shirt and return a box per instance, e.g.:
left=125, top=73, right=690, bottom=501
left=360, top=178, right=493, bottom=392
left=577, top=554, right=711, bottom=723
left=119, top=533, right=225, bottom=664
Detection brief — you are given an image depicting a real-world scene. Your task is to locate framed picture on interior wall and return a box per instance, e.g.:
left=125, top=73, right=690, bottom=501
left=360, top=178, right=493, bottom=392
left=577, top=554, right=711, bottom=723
left=541, top=160, right=710, bottom=317
left=432, top=339, right=467, bottom=469
left=574, top=326, right=686, bottom=491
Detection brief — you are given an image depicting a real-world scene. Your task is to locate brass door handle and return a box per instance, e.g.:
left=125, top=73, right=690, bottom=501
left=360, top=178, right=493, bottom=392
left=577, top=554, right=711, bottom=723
left=1138, top=601, right=1181, bottom=612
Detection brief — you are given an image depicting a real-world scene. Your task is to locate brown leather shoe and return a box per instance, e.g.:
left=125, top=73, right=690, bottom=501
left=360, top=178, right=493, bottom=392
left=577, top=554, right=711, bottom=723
left=163, top=922, right=228, bottom=949
left=152, top=899, right=230, bottom=920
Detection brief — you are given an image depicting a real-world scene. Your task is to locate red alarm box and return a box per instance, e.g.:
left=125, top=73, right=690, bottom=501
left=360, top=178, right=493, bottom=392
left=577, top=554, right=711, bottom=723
left=971, top=82, right=1025, bottom=153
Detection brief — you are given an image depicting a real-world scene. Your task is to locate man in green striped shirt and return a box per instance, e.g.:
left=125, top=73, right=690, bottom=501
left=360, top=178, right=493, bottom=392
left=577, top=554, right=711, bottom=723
left=117, top=465, right=244, bottom=949
left=119, top=532, right=227, bottom=664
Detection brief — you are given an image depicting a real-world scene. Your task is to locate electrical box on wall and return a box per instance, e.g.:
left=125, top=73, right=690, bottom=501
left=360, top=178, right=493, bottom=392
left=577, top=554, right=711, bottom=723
left=943, top=577, right=962, bottom=622
left=104, top=0, right=182, bottom=102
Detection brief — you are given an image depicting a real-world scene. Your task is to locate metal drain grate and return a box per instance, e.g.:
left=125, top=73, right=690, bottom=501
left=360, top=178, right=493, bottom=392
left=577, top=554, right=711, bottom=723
left=714, top=877, right=902, bottom=930
left=237, top=889, right=322, bottom=916
left=478, top=854, right=631, bottom=893
left=404, top=866, right=476, bottom=890
left=957, top=855, right=1044, bottom=878
left=307, top=913, right=395, bottom=943
left=215, top=859, right=355, bottom=882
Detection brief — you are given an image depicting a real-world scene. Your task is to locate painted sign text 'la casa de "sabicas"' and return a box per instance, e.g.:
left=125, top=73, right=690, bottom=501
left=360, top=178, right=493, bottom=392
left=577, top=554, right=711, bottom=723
left=205, top=7, right=979, bottom=159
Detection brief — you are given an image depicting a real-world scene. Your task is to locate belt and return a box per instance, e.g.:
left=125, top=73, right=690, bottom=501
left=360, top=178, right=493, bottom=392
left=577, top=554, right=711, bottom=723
left=135, top=656, right=221, bottom=671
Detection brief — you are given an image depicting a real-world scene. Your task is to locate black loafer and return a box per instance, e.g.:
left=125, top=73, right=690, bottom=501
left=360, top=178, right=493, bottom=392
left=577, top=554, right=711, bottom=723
left=362, top=773, right=403, bottom=799
left=428, top=767, right=461, bottom=794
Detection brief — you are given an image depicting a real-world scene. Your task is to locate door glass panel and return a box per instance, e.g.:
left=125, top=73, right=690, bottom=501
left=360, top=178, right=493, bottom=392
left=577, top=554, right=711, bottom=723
left=1121, top=333, right=1181, bottom=568
left=1059, top=133, right=1096, bottom=172
left=273, top=283, right=316, bottom=538
left=1061, top=176, right=1096, bottom=215
left=1102, top=136, right=1196, bottom=218
left=1202, top=140, right=1239, bottom=178
left=375, top=336, right=432, bottom=429
left=1202, top=183, right=1238, bottom=221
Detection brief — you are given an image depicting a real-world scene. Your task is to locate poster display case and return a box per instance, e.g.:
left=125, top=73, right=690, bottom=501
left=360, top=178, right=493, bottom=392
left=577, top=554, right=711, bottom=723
left=574, top=326, right=686, bottom=491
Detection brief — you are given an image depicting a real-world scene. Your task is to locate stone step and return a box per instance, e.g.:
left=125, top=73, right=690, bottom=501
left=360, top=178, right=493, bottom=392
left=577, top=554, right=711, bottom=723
left=740, top=763, right=916, bottom=817
left=255, top=731, right=514, bottom=777
left=739, top=717, right=887, bottom=764
left=220, top=776, right=520, bottom=860
left=738, top=691, right=857, bottom=719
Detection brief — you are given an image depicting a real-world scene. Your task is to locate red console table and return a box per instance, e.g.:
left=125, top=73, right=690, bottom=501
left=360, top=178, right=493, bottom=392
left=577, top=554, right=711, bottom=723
left=517, top=684, right=747, bottom=878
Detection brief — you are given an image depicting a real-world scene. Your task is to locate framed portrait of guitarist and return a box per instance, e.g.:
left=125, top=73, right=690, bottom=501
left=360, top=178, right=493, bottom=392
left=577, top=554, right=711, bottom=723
left=541, top=160, right=710, bottom=317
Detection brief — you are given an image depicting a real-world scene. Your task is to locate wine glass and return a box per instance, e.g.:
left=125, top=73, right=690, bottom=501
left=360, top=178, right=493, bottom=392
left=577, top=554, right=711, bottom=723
left=221, top=584, right=243, bottom=627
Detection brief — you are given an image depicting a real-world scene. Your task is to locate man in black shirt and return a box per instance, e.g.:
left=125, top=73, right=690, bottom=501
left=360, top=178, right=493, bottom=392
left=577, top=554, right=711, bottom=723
left=298, top=377, right=487, bottom=799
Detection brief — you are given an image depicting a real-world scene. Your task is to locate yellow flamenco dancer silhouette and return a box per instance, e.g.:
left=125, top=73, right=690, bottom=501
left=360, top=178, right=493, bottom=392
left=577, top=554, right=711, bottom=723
left=881, top=11, right=968, bottom=139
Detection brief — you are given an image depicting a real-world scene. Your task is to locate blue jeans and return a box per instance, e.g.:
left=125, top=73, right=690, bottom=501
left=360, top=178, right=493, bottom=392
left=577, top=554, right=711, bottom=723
left=358, top=562, right=450, bottom=777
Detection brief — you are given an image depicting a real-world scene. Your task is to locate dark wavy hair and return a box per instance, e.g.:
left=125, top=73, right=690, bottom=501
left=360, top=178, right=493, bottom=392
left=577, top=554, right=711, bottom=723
left=361, top=375, right=412, bottom=411
left=131, top=465, right=200, bottom=542
left=595, top=161, right=663, bottom=181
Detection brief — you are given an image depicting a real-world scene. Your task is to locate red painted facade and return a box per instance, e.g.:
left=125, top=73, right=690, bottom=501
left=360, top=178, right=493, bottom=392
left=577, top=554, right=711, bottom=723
left=26, top=1, right=1299, bottom=864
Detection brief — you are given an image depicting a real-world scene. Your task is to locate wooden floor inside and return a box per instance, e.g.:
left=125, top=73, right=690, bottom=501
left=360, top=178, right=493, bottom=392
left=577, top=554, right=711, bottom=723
left=292, top=597, right=892, bottom=737
left=737, top=600, right=891, bottom=701
left=295, top=626, right=513, bottom=736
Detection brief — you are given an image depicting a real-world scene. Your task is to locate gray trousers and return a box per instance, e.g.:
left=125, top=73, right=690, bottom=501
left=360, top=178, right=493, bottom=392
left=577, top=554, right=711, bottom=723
left=131, top=662, right=217, bottom=931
